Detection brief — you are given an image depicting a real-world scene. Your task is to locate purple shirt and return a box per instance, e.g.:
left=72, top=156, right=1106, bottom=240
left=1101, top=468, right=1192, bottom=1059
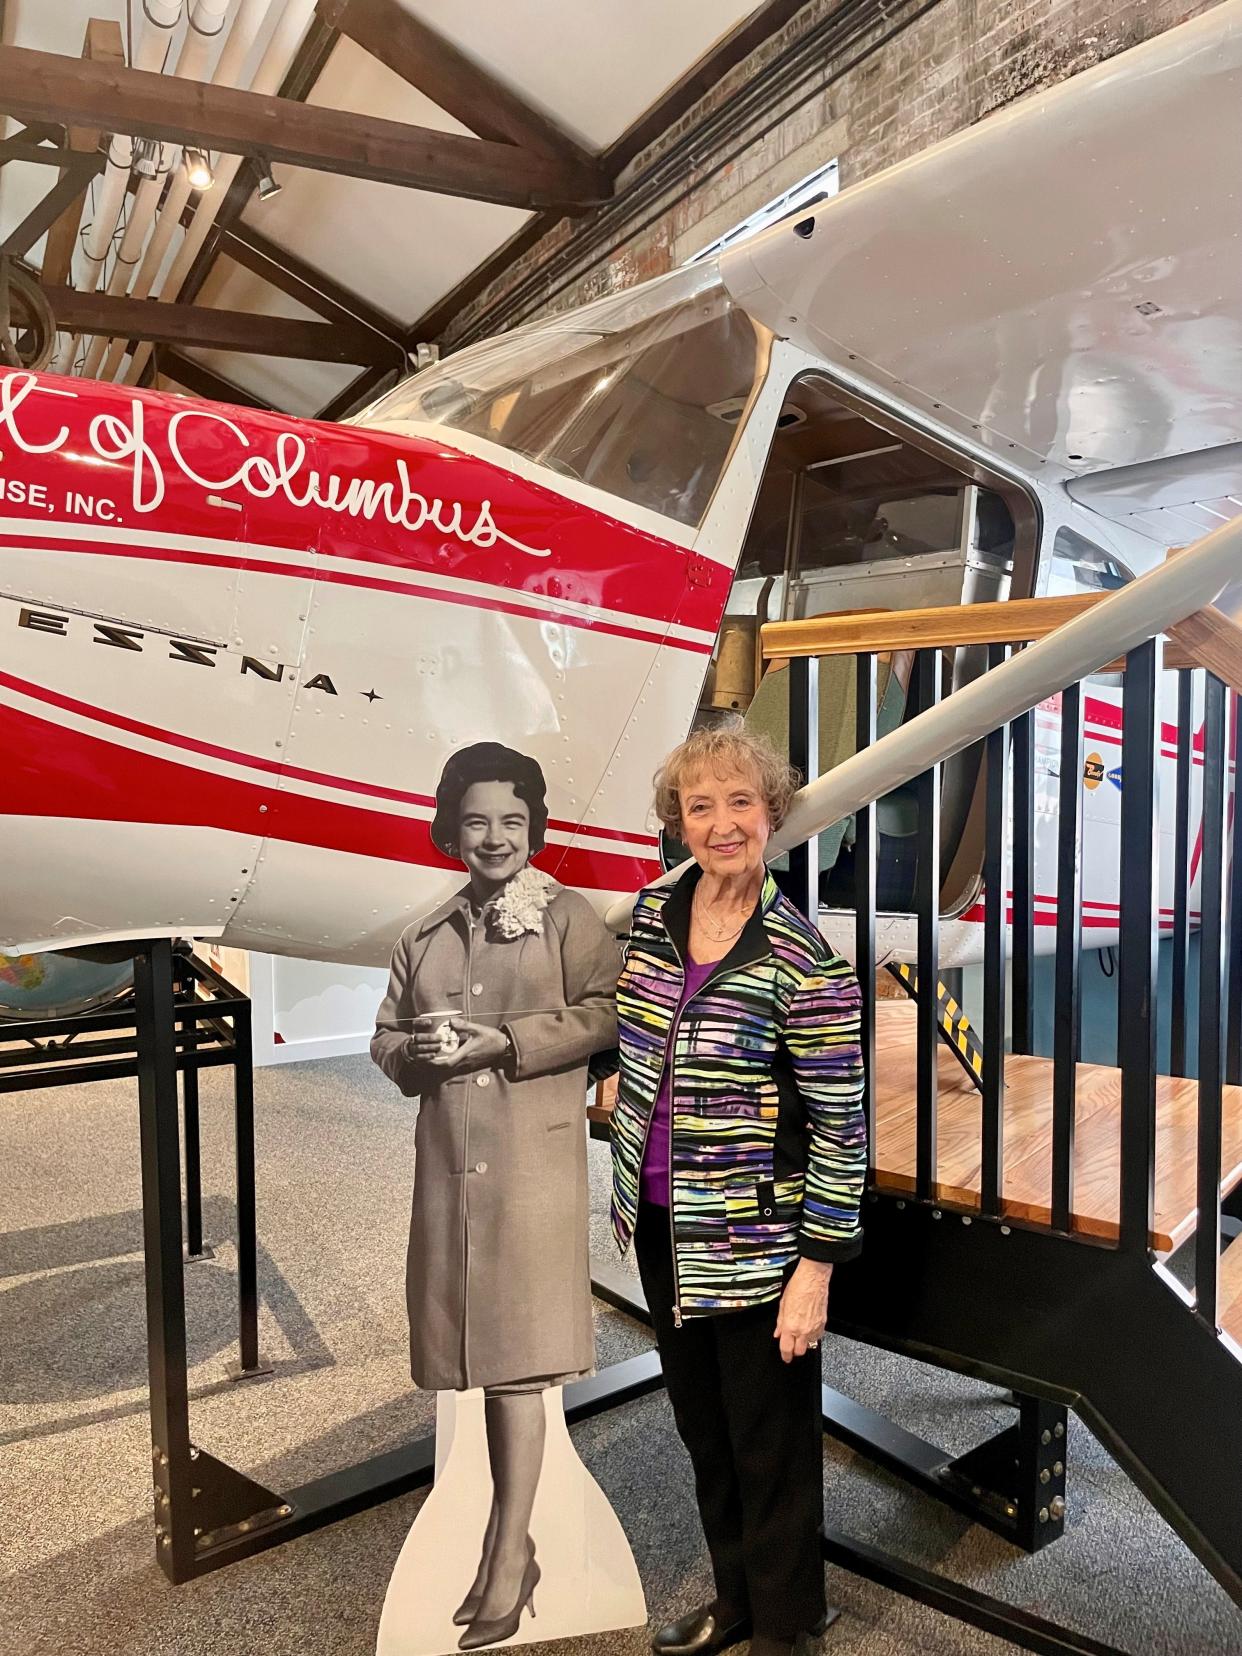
left=639, top=956, right=715, bottom=1206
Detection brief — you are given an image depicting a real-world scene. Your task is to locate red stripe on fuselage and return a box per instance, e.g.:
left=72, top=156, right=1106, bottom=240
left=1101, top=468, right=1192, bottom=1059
left=0, top=668, right=658, bottom=852
left=0, top=533, right=714, bottom=655
left=0, top=696, right=661, bottom=890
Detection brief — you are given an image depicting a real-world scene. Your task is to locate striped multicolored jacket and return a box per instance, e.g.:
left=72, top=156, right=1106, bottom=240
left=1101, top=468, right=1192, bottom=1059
left=611, top=865, right=867, bottom=1319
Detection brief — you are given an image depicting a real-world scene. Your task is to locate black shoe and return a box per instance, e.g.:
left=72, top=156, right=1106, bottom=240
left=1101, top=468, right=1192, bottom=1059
left=749, top=1609, right=841, bottom=1656
left=651, top=1604, right=752, bottom=1656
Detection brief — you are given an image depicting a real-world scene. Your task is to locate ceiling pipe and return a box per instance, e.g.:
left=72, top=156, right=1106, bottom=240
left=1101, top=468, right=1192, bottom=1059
left=51, top=0, right=186, bottom=373
left=99, top=0, right=285, bottom=384
left=81, top=0, right=267, bottom=379
left=122, top=0, right=317, bottom=387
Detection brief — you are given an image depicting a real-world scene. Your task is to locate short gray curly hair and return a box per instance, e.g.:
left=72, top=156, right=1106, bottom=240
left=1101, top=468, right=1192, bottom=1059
left=653, top=721, right=799, bottom=836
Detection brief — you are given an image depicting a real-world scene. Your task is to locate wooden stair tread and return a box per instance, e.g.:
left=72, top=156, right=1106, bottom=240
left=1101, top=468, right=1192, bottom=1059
left=1220, top=1242, right=1242, bottom=1347
left=872, top=1003, right=1242, bottom=1251
left=589, top=1002, right=1242, bottom=1252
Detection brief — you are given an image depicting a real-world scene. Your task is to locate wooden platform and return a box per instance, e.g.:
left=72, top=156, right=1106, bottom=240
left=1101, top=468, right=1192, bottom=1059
left=870, top=1003, right=1242, bottom=1253
left=589, top=1002, right=1242, bottom=1258
left=1221, top=1241, right=1242, bottom=1348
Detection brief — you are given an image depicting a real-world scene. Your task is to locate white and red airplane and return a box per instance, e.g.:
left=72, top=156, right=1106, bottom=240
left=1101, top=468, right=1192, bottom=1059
left=2, top=1, right=1240, bottom=973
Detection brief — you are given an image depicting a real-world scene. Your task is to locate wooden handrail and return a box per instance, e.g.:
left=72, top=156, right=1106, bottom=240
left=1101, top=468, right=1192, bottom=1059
left=762, top=592, right=1242, bottom=690
left=1165, top=607, right=1242, bottom=690
left=1160, top=543, right=1242, bottom=689
left=761, top=594, right=1105, bottom=660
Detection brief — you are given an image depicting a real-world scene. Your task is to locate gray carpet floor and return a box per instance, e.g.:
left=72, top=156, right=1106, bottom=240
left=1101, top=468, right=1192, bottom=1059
left=2, top=1052, right=1239, bottom=1656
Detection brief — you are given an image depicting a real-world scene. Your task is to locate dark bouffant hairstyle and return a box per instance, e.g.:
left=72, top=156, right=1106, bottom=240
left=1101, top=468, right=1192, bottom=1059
left=430, top=742, right=549, bottom=858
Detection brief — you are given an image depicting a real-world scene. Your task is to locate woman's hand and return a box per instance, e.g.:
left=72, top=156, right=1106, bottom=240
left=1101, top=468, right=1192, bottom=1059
left=431, top=1018, right=509, bottom=1075
left=774, top=1259, right=833, bottom=1362
left=406, top=1015, right=509, bottom=1076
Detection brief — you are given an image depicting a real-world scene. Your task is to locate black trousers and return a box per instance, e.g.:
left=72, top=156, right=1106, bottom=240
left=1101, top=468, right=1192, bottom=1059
left=635, top=1203, right=827, bottom=1639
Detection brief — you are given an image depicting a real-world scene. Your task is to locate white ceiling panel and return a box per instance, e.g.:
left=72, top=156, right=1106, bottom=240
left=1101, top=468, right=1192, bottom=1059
left=4, top=0, right=128, bottom=54
left=238, top=36, right=531, bottom=327
left=399, top=0, right=768, bottom=151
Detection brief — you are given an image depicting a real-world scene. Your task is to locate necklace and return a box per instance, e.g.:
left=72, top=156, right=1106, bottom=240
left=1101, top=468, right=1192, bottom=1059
left=700, top=912, right=746, bottom=942
left=694, top=887, right=757, bottom=942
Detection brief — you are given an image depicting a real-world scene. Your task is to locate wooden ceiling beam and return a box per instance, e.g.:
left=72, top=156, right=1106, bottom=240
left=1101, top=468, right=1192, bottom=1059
left=0, top=45, right=607, bottom=211
left=39, top=285, right=393, bottom=364
left=316, top=0, right=594, bottom=174
left=2, top=152, right=104, bottom=258
left=400, top=0, right=818, bottom=353
left=41, top=18, right=125, bottom=286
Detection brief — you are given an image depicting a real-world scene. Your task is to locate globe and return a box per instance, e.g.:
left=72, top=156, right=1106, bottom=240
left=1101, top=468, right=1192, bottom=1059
left=0, top=950, right=135, bottom=1022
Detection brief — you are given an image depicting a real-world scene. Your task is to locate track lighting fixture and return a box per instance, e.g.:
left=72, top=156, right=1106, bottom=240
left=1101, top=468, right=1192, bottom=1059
left=132, top=138, right=162, bottom=180
left=255, top=159, right=282, bottom=202
left=184, top=148, right=214, bottom=191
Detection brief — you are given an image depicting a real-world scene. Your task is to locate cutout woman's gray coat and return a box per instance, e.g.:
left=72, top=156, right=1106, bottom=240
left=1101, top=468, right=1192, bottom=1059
left=372, top=882, right=619, bottom=1391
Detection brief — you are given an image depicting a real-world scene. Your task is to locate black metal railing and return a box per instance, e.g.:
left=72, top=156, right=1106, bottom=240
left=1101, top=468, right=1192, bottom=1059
left=785, top=635, right=1239, bottom=1330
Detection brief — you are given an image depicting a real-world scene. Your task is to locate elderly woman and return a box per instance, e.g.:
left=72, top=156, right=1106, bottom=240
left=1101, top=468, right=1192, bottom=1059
left=372, top=742, right=618, bottom=1651
left=611, top=725, right=867, bottom=1656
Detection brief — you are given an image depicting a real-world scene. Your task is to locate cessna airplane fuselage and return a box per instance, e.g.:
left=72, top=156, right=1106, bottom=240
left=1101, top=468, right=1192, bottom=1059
left=3, top=1, right=1240, bottom=969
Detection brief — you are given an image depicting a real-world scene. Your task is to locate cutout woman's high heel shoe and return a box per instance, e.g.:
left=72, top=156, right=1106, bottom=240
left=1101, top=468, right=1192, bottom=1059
left=452, top=1533, right=534, bottom=1626
left=457, top=1554, right=541, bottom=1650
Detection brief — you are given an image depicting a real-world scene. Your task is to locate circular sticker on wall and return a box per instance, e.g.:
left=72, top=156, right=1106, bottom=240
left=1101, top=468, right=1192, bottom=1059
left=1083, top=753, right=1105, bottom=790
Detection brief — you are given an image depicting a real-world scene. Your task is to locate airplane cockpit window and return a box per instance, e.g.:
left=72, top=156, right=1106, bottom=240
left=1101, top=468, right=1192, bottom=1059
left=1048, top=527, right=1133, bottom=595
left=1048, top=527, right=1134, bottom=686
left=357, top=265, right=770, bottom=528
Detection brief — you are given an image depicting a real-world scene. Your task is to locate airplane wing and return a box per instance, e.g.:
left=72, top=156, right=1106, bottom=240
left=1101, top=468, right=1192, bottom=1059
left=719, top=0, right=1242, bottom=517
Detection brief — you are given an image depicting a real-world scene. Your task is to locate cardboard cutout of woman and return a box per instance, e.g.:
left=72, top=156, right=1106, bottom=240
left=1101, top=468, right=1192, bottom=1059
left=371, top=743, right=642, bottom=1654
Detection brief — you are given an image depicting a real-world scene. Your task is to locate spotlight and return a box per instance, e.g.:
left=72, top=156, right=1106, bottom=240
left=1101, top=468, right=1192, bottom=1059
left=184, top=147, right=214, bottom=191
left=132, top=137, right=162, bottom=180
left=255, top=159, right=282, bottom=202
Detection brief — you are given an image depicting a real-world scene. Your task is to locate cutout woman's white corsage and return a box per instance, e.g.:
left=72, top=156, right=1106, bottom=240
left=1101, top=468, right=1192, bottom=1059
left=489, top=866, right=556, bottom=939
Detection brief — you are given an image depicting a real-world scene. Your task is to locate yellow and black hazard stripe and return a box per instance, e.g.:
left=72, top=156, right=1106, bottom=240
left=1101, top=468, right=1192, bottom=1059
left=885, top=962, right=984, bottom=1090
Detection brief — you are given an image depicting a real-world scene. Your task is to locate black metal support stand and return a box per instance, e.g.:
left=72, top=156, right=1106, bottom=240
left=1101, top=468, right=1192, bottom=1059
left=173, top=956, right=207, bottom=1261
left=228, top=998, right=264, bottom=1379
left=943, top=1395, right=1068, bottom=1552
left=135, top=939, right=197, bottom=1582
left=817, top=1383, right=1067, bottom=1553
left=1, top=943, right=259, bottom=1366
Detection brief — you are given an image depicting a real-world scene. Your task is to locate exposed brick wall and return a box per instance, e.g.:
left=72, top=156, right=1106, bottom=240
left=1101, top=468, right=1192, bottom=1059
left=441, top=0, right=1219, bottom=350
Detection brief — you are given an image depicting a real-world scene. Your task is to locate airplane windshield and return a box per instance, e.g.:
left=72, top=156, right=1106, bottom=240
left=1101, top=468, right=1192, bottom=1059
left=356, top=265, right=769, bottom=528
